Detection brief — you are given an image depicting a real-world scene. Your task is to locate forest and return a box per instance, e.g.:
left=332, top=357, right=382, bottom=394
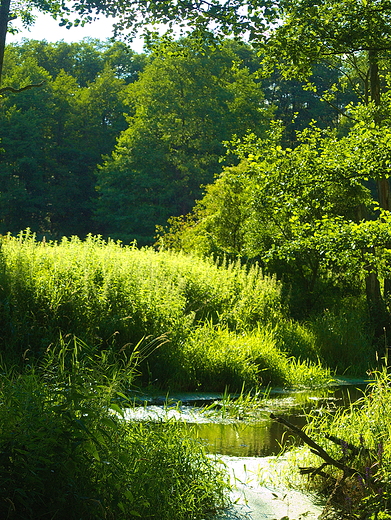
left=0, top=37, right=339, bottom=243
left=2, top=0, right=391, bottom=518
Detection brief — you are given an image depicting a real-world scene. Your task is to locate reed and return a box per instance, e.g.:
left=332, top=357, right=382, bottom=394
left=0, top=336, right=229, bottom=519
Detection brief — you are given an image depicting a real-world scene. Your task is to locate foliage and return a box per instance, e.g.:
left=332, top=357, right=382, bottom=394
left=161, top=114, right=391, bottom=323
left=0, top=39, right=135, bottom=237
left=157, top=160, right=254, bottom=257
left=0, top=335, right=229, bottom=519
left=7, top=39, right=146, bottom=86
left=68, top=0, right=391, bottom=92
left=95, top=36, right=272, bottom=244
left=0, top=231, right=332, bottom=389
left=1, top=37, right=275, bottom=243
left=262, top=62, right=357, bottom=145
left=174, top=323, right=331, bottom=391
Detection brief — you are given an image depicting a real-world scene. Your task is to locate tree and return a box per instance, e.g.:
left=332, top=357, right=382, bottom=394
left=0, top=40, right=130, bottom=236
left=0, top=0, right=127, bottom=89
left=0, top=0, right=61, bottom=87
left=95, top=37, right=272, bottom=244
left=84, top=0, right=391, bottom=159
left=161, top=117, right=391, bottom=325
left=95, top=0, right=391, bottom=325
left=8, top=38, right=147, bottom=87
left=0, top=56, right=52, bottom=231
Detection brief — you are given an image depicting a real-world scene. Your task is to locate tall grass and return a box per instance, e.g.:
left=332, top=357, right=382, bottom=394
left=0, top=336, right=229, bottom=519
left=0, top=230, right=332, bottom=389
left=172, top=324, right=331, bottom=390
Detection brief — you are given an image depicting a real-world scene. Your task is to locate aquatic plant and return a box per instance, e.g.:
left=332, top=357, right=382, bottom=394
left=199, top=384, right=271, bottom=420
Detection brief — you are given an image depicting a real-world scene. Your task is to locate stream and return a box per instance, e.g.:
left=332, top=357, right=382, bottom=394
left=126, top=378, right=368, bottom=520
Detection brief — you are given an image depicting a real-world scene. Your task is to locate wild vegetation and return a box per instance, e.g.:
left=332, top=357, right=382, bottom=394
left=270, top=365, right=391, bottom=519
left=0, top=336, right=229, bottom=519
left=0, top=37, right=339, bottom=243
left=0, top=231, right=334, bottom=390
left=3, top=0, right=391, bottom=516
left=0, top=231, right=334, bottom=519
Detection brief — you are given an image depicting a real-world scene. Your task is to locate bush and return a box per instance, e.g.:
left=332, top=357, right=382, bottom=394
left=307, top=296, right=374, bottom=373
left=0, top=337, right=229, bottom=519
left=169, top=324, right=331, bottom=391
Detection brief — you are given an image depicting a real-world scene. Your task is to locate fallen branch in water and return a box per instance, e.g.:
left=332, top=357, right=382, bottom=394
left=269, top=412, right=372, bottom=517
left=323, top=433, right=372, bottom=458
left=269, top=413, right=363, bottom=479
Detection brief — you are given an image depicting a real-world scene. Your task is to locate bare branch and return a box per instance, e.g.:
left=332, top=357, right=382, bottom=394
left=318, top=96, right=360, bottom=122
left=0, top=81, right=45, bottom=94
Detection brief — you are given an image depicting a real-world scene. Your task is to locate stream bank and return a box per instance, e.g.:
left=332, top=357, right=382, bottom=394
left=127, top=378, right=368, bottom=519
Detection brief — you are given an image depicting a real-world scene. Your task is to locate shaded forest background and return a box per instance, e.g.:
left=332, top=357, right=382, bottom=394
left=0, top=37, right=344, bottom=244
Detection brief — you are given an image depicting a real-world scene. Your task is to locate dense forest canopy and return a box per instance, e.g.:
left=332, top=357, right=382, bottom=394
left=0, top=36, right=340, bottom=241
left=2, top=0, right=391, bottom=335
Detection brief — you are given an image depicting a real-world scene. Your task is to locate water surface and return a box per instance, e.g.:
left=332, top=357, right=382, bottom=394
left=126, top=379, right=368, bottom=519
left=127, top=378, right=367, bottom=457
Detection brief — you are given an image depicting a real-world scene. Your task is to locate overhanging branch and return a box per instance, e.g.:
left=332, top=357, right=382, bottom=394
left=0, top=81, right=45, bottom=94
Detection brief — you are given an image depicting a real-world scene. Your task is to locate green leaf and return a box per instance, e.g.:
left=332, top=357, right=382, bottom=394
left=110, top=403, right=124, bottom=417
left=84, top=441, right=100, bottom=461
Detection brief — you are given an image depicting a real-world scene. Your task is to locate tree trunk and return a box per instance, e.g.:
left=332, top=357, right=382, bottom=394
left=365, top=49, right=391, bottom=333
left=0, top=0, right=11, bottom=86
left=369, top=49, right=380, bottom=108
left=365, top=269, right=387, bottom=337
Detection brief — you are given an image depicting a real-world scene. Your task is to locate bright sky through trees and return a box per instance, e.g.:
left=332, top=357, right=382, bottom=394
left=7, top=10, right=144, bottom=51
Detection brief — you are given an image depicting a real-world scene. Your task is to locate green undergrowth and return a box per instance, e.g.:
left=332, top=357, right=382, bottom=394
left=0, top=230, right=344, bottom=390
left=268, top=367, right=391, bottom=519
left=173, top=324, right=331, bottom=390
left=0, top=337, right=229, bottom=520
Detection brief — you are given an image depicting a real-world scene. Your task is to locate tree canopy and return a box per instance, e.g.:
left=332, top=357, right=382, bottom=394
left=0, top=39, right=138, bottom=236
left=95, top=37, right=272, bottom=244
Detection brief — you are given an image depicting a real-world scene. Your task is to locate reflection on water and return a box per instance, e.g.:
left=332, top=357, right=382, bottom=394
left=193, top=419, right=298, bottom=457
left=127, top=380, right=368, bottom=457
left=198, top=384, right=367, bottom=456
left=126, top=381, right=368, bottom=519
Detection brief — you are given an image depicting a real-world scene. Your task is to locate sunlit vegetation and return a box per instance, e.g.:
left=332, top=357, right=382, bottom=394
left=0, top=231, right=334, bottom=519
left=3, top=0, right=391, bottom=514
left=270, top=366, right=391, bottom=519
left=0, top=230, right=331, bottom=390
left=0, top=336, right=229, bottom=519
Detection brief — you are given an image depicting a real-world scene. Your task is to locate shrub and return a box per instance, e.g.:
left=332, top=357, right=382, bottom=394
left=171, top=324, right=331, bottom=391
left=0, top=337, right=229, bottom=519
left=307, top=296, right=374, bottom=373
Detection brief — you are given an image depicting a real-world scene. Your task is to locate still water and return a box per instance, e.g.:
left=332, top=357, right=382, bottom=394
left=127, top=378, right=368, bottom=457
left=194, top=383, right=367, bottom=456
